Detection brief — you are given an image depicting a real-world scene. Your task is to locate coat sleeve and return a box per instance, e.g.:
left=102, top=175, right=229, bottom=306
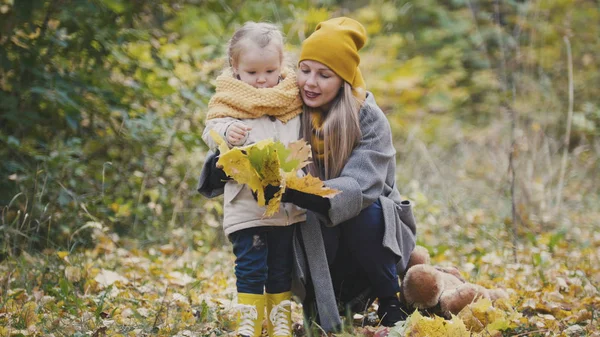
left=201, top=117, right=240, bottom=150
left=196, top=150, right=226, bottom=198
left=323, top=103, right=396, bottom=226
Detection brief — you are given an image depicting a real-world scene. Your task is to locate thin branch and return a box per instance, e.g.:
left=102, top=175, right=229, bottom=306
left=132, top=172, right=147, bottom=232
left=508, top=103, right=518, bottom=264
left=465, top=0, right=493, bottom=66
left=157, top=100, right=189, bottom=179
left=494, top=0, right=519, bottom=263
left=416, top=141, right=461, bottom=218
left=152, top=285, right=170, bottom=331
left=554, top=36, right=574, bottom=216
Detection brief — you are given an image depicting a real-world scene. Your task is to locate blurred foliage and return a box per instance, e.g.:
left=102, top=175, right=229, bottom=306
left=0, top=0, right=319, bottom=253
left=1, top=0, right=599, bottom=254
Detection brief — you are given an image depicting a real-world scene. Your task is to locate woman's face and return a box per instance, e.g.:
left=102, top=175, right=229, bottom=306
left=297, top=60, right=343, bottom=111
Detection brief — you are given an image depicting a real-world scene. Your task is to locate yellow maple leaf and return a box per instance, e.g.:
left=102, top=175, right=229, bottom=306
left=217, top=147, right=264, bottom=203
left=56, top=251, right=69, bottom=259
left=458, top=297, right=521, bottom=335
left=21, top=302, right=39, bottom=327
left=276, top=140, right=312, bottom=172
left=285, top=173, right=340, bottom=198
left=209, top=129, right=229, bottom=155
left=247, top=141, right=281, bottom=187
left=264, top=188, right=284, bottom=217
left=211, top=136, right=336, bottom=217
left=402, top=310, right=470, bottom=337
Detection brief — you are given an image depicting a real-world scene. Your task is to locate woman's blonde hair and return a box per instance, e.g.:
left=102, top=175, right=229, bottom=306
left=227, top=22, right=285, bottom=68
left=302, top=81, right=362, bottom=179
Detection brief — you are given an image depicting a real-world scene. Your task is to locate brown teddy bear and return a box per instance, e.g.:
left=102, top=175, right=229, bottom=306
left=400, top=246, right=509, bottom=318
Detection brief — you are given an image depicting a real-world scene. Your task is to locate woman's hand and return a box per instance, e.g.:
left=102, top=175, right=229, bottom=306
left=251, top=184, right=280, bottom=204
left=282, top=188, right=331, bottom=215
left=207, top=150, right=232, bottom=188
left=226, top=122, right=251, bottom=146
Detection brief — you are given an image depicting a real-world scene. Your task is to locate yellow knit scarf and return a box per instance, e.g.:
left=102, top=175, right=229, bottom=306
left=206, top=68, right=303, bottom=123
left=311, top=112, right=325, bottom=162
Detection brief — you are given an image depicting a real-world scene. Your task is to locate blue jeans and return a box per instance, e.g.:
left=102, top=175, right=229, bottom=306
left=328, top=200, right=400, bottom=299
left=229, top=224, right=296, bottom=294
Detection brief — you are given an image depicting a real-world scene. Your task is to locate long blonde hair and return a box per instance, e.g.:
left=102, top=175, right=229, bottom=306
left=302, top=82, right=362, bottom=179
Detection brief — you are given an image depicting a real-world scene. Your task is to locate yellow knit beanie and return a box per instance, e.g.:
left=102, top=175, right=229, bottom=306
left=299, top=17, right=367, bottom=101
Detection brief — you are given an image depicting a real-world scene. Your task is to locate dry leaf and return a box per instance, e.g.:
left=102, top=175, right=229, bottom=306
left=94, top=269, right=129, bottom=288
left=398, top=310, right=470, bottom=337
left=285, top=173, right=340, bottom=198
left=65, top=266, right=82, bottom=283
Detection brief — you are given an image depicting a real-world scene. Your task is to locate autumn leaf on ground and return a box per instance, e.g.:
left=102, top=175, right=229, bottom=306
left=389, top=310, right=470, bottom=337
left=94, top=269, right=129, bottom=288
left=458, top=297, right=521, bottom=335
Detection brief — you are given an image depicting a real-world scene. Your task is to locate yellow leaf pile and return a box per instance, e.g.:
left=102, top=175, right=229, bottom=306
left=210, top=130, right=339, bottom=217
left=389, top=298, right=522, bottom=337
left=390, top=310, right=470, bottom=337
left=458, top=297, right=521, bottom=336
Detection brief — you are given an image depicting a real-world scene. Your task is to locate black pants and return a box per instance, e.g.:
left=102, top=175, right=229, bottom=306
left=303, top=200, right=400, bottom=327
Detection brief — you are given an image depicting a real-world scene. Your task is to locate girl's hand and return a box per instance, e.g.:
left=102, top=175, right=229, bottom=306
left=226, top=122, right=251, bottom=146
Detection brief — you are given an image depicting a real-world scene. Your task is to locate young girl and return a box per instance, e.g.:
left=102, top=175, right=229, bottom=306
left=201, top=22, right=304, bottom=337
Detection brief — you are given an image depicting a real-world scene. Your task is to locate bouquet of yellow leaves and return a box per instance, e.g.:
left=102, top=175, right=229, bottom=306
left=210, top=130, right=339, bottom=217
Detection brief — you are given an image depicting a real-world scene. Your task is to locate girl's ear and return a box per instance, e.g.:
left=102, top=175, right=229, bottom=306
left=230, top=56, right=237, bottom=71
left=231, top=59, right=239, bottom=76
left=232, top=67, right=241, bottom=80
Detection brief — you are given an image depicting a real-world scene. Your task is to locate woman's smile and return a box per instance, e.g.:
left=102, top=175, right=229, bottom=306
left=303, top=90, right=320, bottom=99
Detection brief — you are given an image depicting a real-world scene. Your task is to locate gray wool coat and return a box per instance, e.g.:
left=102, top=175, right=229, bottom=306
left=197, top=93, right=417, bottom=332
left=290, top=93, right=417, bottom=331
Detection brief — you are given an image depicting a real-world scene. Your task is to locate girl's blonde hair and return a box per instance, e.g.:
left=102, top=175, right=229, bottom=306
left=302, top=82, right=362, bottom=180
left=227, top=22, right=285, bottom=68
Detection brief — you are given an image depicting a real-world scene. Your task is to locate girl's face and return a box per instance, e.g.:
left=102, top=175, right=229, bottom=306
left=233, top=42, right=282, bottom=89
left=297, top=60, right=344, bottom=111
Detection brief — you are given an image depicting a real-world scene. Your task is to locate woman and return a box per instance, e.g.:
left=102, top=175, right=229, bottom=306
left=280, top=17, right=417, bottom=332
left=198, top=17, right=417, bottom=333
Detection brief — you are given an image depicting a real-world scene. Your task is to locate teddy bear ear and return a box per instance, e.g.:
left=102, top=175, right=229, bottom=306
left=406, top=245, right=431, bottom=270
left=439, top=284, right=480, bottom=316
left=402, top=264, right=443, bottom=309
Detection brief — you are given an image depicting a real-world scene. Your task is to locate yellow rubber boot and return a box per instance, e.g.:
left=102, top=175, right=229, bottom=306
left=236, top=293, right=265, bottom=337
left=266, top=291, right=292, bottom=337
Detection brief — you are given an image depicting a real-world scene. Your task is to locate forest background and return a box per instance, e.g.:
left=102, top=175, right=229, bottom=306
left=0, top=0, right=599, bottom=336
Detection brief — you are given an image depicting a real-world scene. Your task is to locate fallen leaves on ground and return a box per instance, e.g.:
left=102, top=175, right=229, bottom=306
left=1, top=223, right=599, bottom=336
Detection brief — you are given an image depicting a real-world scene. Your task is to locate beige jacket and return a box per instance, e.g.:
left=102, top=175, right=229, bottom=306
left=202, top=115, right=306, bottom=235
